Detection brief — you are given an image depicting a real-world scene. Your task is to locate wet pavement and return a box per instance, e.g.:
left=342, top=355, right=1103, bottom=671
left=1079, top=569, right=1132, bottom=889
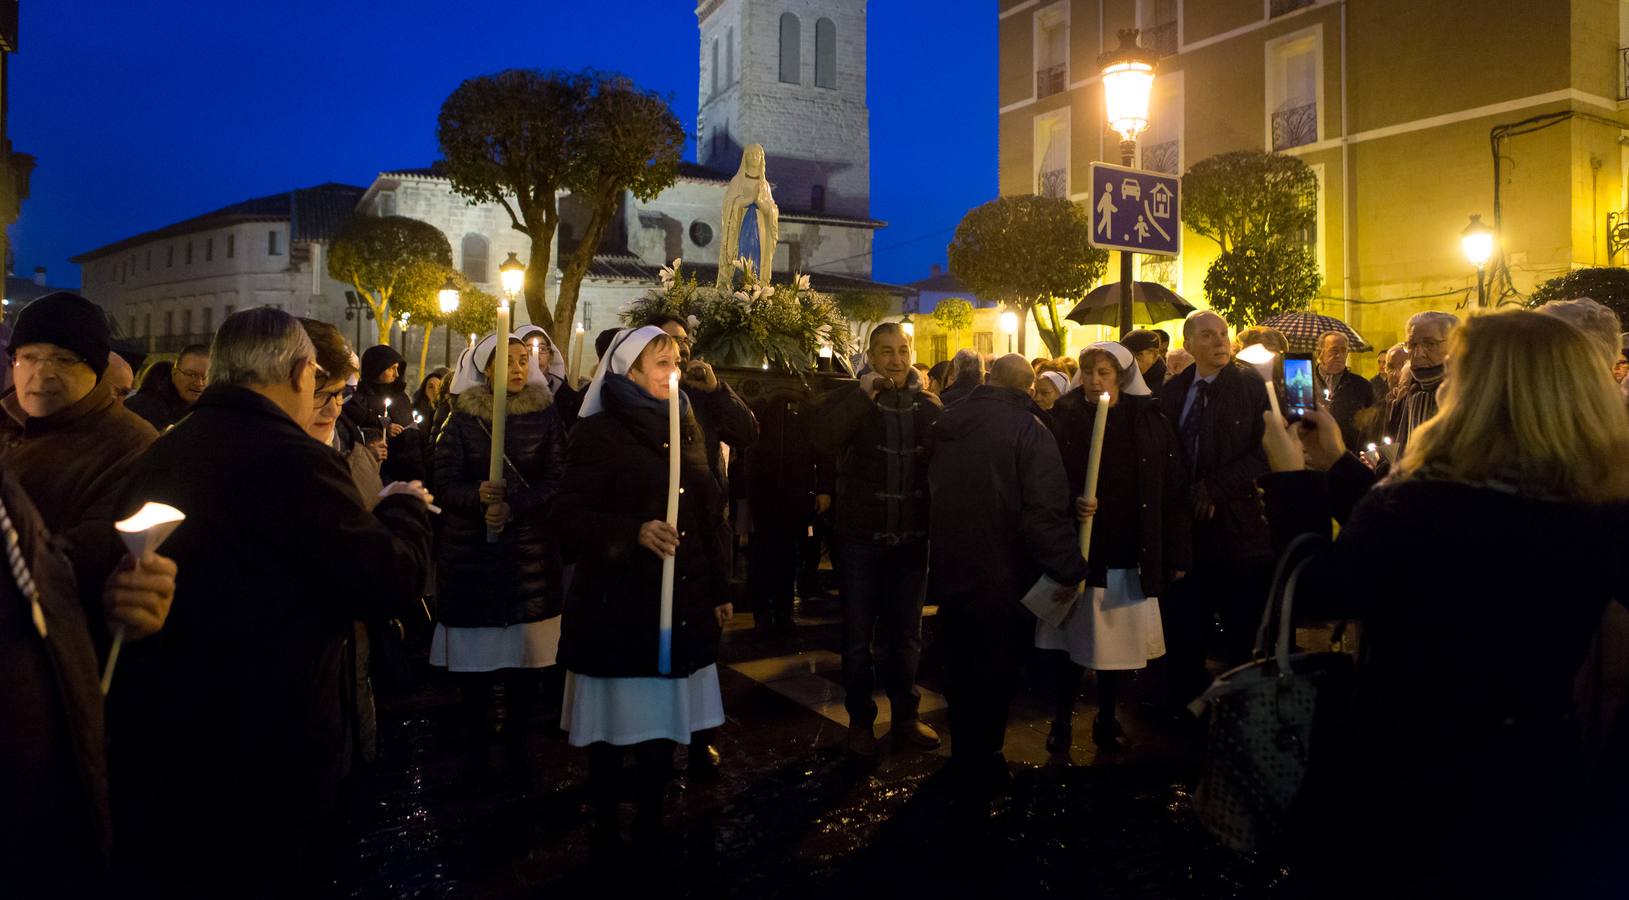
left=332, top=597, right=1288, bottom=899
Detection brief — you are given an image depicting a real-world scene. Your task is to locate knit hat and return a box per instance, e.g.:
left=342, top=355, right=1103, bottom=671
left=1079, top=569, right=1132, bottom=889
left=7, top=291, right=111, bottom=379
left=1120, top=329, right=1162, bottom=355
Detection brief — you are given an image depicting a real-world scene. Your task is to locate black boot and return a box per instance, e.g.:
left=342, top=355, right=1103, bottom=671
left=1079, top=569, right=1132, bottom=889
left=1092, top=671, right=1129, bottom=750
left=1091, top=714, right=1129, bottom=750
left=632, top=740, right=676, bottom=853
left=586, top=742, right=623, bottom=869
left=459, top=673, right=494, bottom=790
left=501, top=669, right=541, bottom=792
left=1048, top=655, right=1082, bottom=756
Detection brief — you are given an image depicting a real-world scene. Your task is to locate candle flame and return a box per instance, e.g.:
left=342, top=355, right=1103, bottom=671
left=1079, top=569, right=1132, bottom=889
left=1382, top=436, right=1393, bottom=446
left=116, top=502, right=185, bottom=533
left=1099, top=391, right=1111, bottom=401
left=575, top=323, right=585, bottom=334
left=1366, top=443, right=1377, bottom=452
left=668, top=371, right=679, bottom=386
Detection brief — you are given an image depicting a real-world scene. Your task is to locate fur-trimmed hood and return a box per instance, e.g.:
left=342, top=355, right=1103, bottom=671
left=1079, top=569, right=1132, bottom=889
left=456, top=383, right=552, bottom=421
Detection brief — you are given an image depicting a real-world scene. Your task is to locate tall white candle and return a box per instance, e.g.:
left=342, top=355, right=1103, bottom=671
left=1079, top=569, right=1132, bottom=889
left=1079, top=391, right=1111, bottom=562
left=569, top=323, right=586, bottom=386
left=658, top=370, right=680, bottom=673
left=486, top=303, right=511, bottom=543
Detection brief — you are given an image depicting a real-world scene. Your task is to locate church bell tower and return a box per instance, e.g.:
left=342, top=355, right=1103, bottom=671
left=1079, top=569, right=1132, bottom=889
left=696, top=0, right=871, bottom=220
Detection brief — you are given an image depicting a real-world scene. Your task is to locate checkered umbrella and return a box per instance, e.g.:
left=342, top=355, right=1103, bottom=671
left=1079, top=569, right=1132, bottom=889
left=1258, top=311, right=1372, bottom=354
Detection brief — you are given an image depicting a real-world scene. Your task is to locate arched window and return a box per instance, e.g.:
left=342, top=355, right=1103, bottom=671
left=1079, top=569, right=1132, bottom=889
left=779, top=13, right=801, bottom=84
left=461, top=234, right=489, bottom=283
left=815, top=18, right=836, bottom=88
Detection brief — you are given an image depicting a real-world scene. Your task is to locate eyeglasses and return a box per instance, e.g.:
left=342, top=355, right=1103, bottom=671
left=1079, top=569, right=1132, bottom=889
left=313, top=385, right=354, bottom=409
left=1406, top=338, right=1446, bottom=351
left=174, top=366, right=207, bottom=383
left=13, top=351, right=87, bottom=372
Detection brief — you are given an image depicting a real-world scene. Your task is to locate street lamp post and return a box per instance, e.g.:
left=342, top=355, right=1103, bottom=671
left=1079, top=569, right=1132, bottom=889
left=900, top=314, right=914, bottom=339
left=438, top=276, right=461, bottom=366
left=999, top=309, right=1019, bottom=354
left=1461, top=214, right=1495, bottom=308
left=1100, top=29, right=1157, bottom=338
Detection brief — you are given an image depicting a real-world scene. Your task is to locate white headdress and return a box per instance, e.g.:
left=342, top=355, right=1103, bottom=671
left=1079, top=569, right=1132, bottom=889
left=1067, top=340, right=1151, bottom=397
left=1039, top=370, right=1069, bottom=396
left=577, top=325, right=670, bottom=418
left=513, top=323, right=565, bottom=386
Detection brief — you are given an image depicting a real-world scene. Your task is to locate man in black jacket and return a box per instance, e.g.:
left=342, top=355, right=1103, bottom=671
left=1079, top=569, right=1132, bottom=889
left=110, top=308, right=434, bottom=898
left=812, top=323, right=943, bottom=757
left=1160, top=311, right=1272, bottom=706
left=1312, top=330, right=1376, bottom=449
left=929, top=355, right=1086, bottom=794
left=124, top=343, right=207, bottom=432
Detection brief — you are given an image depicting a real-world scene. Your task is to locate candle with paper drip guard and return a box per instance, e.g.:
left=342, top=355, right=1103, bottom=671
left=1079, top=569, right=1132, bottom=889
left=1236, top=343, right=1284, bottom=420
left=486, top=303, right=512, bottom=543
left=381, top=397, right=393, bottom=437
left=658, top=370, right=681, bottom=674
left=1078, top=392, right=1111, bottom=574
left=569, top=324, right=585, bottom=386
left=104, top=503, right=186, bottom=694
left=1379, top=435, right=1399, bottom=466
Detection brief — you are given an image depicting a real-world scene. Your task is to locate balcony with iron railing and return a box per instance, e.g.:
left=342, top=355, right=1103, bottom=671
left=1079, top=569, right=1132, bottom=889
left=1272, top=101, right=1319, bottom=151
left=1144, top=140, right=1180, bottom=175
left=1038, top=169, right=1067, bottom=199
left=1271, top=0, right=1315, bottom=17
left=1036, top=64, right=1067, bottom=99
left=1147, top=21, right=1178, bottom=57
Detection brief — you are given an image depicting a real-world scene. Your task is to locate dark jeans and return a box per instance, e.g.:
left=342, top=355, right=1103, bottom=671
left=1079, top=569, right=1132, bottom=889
left=1159, top=556, right=1271, bottom=707
left=835, top=539, right=928, bottom=726
left=941, top=597, right=1033, bottom=763
left=747, top=527, right=801, bottom=624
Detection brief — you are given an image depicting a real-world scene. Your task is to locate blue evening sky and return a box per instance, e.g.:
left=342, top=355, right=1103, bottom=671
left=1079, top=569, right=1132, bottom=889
left=10, top=0, right=993, bottom=289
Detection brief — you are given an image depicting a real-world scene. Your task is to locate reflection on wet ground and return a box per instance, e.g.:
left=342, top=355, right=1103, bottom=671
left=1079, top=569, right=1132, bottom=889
left=333, top=599, right=1286, bottom=899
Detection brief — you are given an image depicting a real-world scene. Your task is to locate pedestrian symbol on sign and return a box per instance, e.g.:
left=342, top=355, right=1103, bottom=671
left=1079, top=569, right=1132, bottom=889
left=1096, top=182, right=1118, bottom=240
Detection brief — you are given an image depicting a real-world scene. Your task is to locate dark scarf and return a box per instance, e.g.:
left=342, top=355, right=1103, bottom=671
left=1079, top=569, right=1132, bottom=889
left=600, top=372, right=694, bottom=447
left=1397, top=364, right=1446, bottom=446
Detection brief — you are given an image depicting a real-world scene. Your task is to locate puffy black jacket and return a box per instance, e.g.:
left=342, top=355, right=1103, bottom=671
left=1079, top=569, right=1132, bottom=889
left=811, top=372, right=941, bottom=545
left=433, top=383, right=566, bottom=627
left=556, top=374, right=730, bottom=678
left=343, top=345, right=425, bottom=484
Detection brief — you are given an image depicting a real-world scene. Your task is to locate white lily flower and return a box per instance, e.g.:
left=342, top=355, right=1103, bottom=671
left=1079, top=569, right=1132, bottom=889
left=686, top=314, right=700, bottom=330
left=796, top=273, right=812, bottom=291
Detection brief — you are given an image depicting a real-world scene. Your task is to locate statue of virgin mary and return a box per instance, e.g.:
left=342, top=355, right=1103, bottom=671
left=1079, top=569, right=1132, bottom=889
left=717, top=144, right=780, bottom=286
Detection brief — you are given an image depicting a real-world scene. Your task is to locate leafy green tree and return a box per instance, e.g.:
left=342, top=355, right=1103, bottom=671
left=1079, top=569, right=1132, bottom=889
left=438, top=69, right=684, bottom=349
left=835, top=289, right=894, bottom=343
left=1201, top=235, right=1322, bottom=327
left=1527, top=267, right=1629, bottom=323
left=1182, top=150, right=1319, bottom=253
left=947, top=195, right=1106, bottom=356
left=931, top=297, right=974, bottom=349
left=327, top=216, right=453, bottom=346
left=397, top=267, right=499, bottom=383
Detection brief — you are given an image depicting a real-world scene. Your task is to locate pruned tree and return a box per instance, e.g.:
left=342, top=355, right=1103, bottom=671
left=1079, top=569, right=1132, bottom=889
left=931, top=297, right=974, bottom=350
left=947, top=195, right=1106, bottom=356
left=1527, top=267, right=1629, bottom=323
left=835, top=289, right=893, bottom=343
left=1201, top=235, right=1322, bottom=327
left=1181, top=150, right=1319, bottom=253
left=327, top=216, right=453, bottom=346
left=397, top=267, right=499, bottom=384
left=438, top=69, right=684, bottom=350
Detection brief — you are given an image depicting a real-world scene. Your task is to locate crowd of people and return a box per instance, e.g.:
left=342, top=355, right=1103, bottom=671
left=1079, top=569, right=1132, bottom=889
left=2, top=287, right=1626, bottom=898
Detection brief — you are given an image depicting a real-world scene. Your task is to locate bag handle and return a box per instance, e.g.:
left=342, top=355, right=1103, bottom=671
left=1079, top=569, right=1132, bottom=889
left=1254, top=533, right=1321, bottom=661
left=1276, top=557, right=1312, bottom=674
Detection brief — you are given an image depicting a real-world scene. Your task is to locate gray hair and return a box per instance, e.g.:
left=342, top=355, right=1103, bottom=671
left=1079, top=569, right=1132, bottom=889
left=948, top=347, right=984, bottom=386
left=208, top=306, right=317, bottom=388
left=1405, top=311, right=1459, bottom=338
left=1538, top=297, right=1623, bottom=370
left=1316, top=330, right=1350, bottom=351
left=989, top=353, right=1034, bottom=391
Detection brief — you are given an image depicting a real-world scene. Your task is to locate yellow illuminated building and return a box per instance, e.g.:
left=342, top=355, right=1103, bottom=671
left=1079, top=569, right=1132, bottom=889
left=996, top=0, right=1629, bottom=367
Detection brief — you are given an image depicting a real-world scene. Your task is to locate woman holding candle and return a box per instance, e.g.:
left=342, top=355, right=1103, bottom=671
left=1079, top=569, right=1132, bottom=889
left=1037, top=341, right=1191, bottom=753
left=555, top=325, right=731, bottom=860
left=432, top=333, right=566, bottom=790
left=514, top=323, right=584, bottom=427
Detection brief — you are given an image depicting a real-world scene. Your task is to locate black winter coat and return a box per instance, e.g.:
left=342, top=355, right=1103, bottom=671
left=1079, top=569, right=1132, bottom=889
left=1260, top=464, right=1629, bottom=896
left=343, top=346, right=425, bottom=484
left=556, top=375, right=730, bottom=678
left=1312, top=366, right=1377, bottom=450
left=811, top=373, right=941, bottom=546
left=690, top=377, right=759, bottom=487
left=928, top=386, right=1087, bottom=611
left=1049, top=389, right=1192, bottom=596
left=744, top=387, right=829, bottom=533
left=110, top=385, right=432, bottom=850
left=434, top=383, right=566, bottom=627
left=1160, top=362, right=1272, bottom=563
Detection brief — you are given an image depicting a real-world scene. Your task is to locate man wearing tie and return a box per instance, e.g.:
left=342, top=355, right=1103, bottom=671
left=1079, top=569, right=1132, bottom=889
left=1158, top=311, right=1273, bottom=709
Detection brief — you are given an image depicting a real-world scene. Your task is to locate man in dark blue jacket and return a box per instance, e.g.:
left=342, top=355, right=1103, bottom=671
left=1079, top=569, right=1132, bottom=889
left=929, top=354, right=1086, bottom=797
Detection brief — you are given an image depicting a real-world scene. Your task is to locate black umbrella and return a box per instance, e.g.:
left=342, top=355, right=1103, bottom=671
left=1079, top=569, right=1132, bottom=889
left=1064, top=281, right=1197, bottom=328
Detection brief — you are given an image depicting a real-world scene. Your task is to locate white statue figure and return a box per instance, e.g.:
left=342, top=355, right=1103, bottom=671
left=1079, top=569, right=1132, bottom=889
left=718, top=143, right=780, bottom=287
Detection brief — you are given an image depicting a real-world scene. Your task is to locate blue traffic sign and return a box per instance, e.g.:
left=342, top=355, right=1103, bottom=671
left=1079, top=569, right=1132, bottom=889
left=1086, top=162, right=1181, bottom=257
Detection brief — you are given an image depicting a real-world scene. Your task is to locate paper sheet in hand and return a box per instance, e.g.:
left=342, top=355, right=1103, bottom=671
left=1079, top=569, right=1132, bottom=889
left=1021, top=574, right=1081, bottom=629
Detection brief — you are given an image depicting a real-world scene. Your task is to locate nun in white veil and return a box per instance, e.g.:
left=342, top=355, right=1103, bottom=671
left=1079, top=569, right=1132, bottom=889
left=1036, top=340, right=1192, bottom=755
left=552, top=326, right=733, bottom=848
left=514, top=323, right=587, bottom=426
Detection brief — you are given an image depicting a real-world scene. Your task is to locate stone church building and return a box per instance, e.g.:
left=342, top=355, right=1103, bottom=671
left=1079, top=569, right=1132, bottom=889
left=73, top=0, right=900, bottom=370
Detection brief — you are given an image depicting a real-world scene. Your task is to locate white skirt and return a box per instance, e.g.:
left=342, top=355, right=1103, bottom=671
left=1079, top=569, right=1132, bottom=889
left=429, top=616, right=561, bottom=672
left=1035, top=568, right=1165, bottom=670
left=561, top=664, right=725, bottom=747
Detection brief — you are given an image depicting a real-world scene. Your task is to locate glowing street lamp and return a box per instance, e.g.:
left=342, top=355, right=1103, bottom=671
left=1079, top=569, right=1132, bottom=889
left=498, top=252, right=526, bottom=300
left=438, top=276, right=461, bottom=364
left=1461, top=214, right=1495, bottom=307
left=999, top=308, right=1019, bottom=353
left=900, top=314, right=915, bottom=339
left=1100, top=29, right=1157, bottom=338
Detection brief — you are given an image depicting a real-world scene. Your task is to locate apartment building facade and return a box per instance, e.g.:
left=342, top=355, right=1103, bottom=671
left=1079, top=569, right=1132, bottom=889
left=998, top=0, right=1629, bottom=358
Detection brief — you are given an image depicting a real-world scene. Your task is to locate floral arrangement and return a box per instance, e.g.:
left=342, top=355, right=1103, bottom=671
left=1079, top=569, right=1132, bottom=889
left=622, top=258, right=854, bottom=373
